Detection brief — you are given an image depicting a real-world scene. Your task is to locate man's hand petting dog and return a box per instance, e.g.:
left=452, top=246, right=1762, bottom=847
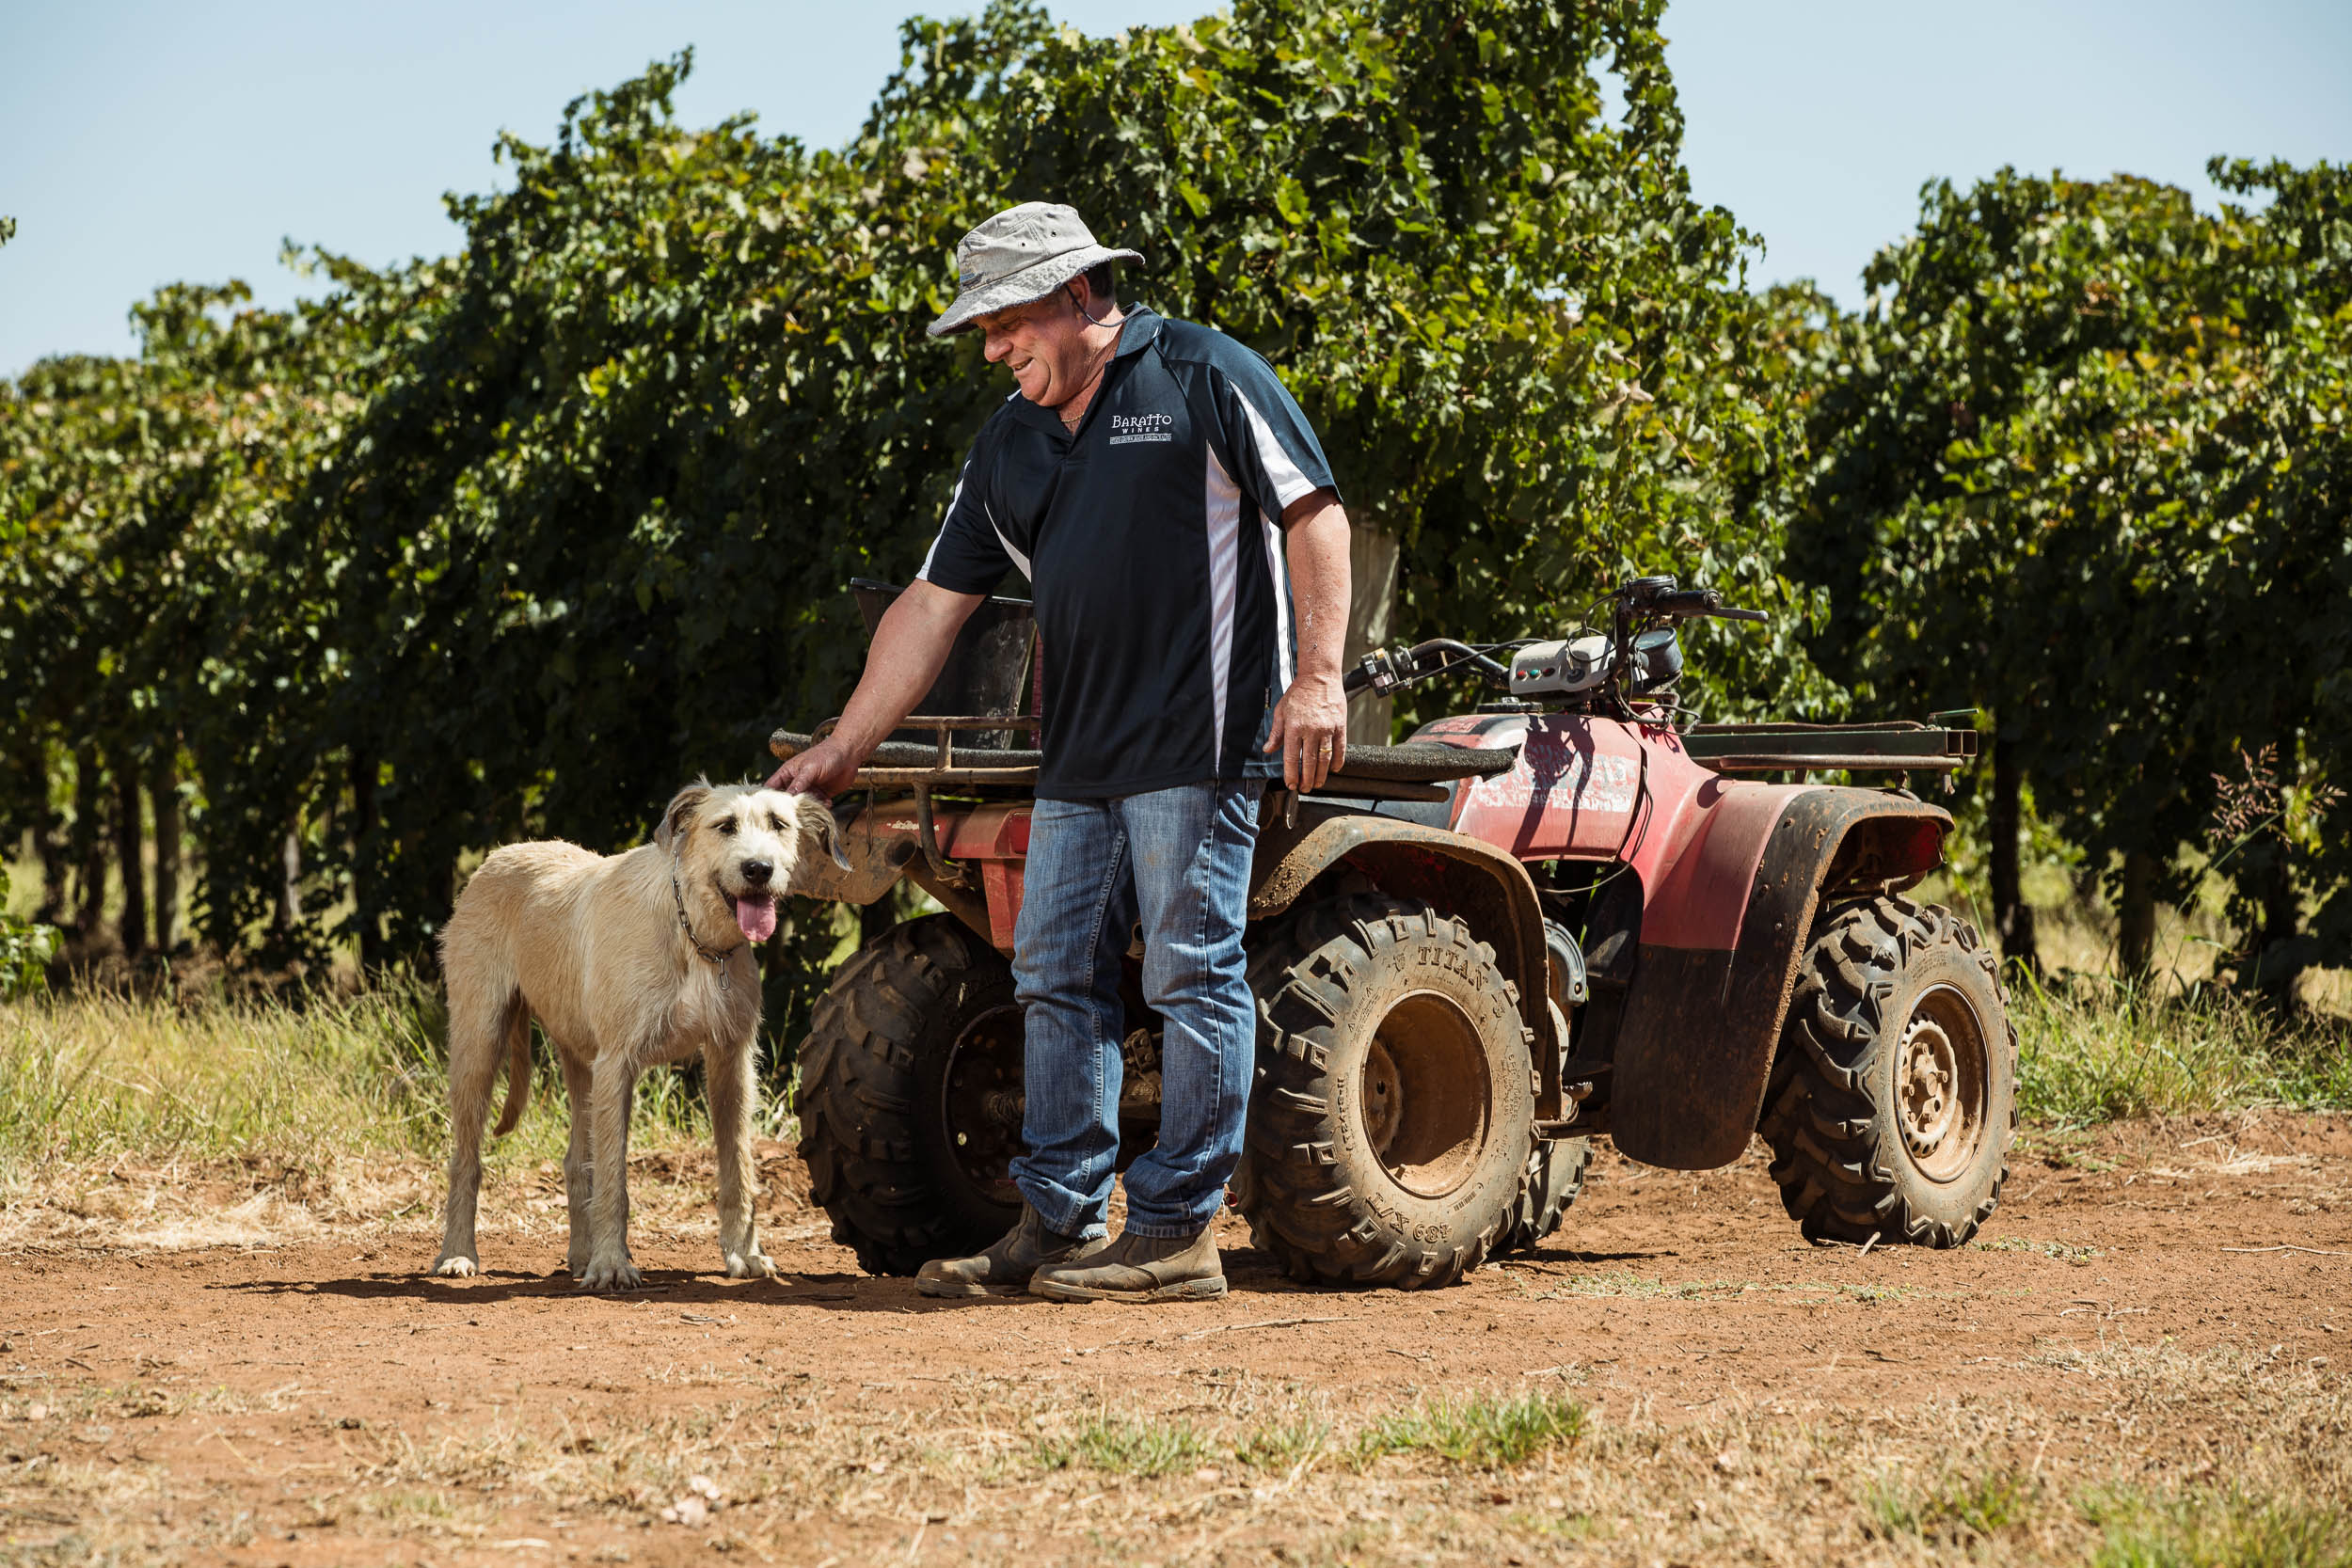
left=427, top=780, right=849, bottom=1291
left=765, top=735, right=861, bottom=800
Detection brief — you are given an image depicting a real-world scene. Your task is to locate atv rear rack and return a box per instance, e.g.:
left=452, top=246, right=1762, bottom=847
left=767, top=721, right=1520, bottom=795
left=1678, top=721, right=1978, bottom=774
left=780, top=716, right=1044, bottom=787
left=768, top=721, right=1522, bottom=873
left=771, top=719, right=1036, bottom=891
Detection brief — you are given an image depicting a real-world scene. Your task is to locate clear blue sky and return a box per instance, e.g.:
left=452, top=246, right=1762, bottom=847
left=3, top=1, right=2346, bottom=377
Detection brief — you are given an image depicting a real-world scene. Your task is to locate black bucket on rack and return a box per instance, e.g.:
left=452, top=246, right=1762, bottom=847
left=850, top=578, right=1037, bottom=751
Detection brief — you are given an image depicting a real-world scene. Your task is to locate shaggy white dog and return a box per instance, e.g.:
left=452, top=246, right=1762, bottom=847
left=429, top=781, right=847, bottom=1291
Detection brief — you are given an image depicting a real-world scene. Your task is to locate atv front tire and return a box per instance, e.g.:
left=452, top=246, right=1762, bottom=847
left=1241, top=895, right=1535, bottom=1288
left=1760, top=895, right=2014, bottom=1247
left=795, top=915, right=1025, bottom=1275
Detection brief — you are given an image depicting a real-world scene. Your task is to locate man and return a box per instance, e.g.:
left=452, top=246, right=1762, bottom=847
left=771, top=201, right=1350, bottom=1303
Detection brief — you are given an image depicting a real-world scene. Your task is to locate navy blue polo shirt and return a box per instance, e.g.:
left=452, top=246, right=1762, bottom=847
left=917, top=308, right=1340, bottom=800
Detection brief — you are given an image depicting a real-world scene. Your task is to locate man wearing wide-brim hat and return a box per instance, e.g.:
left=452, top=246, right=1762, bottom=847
left=773, top=201, right=1353, bottom=1303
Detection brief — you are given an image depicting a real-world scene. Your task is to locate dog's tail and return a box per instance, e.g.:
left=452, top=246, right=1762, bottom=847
left=490, top=997, right=532, bottom=1137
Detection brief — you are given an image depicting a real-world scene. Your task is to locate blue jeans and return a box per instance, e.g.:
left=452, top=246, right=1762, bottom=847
left=1009, top=780, right=1263, bottom=1240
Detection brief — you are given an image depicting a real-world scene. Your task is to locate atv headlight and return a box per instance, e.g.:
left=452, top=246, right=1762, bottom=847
left=1628, top=627, right=1682, bottom=695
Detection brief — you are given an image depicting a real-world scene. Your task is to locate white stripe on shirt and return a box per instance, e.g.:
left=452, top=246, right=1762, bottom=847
left=919, top=456, right=1031, bottom=585
left=986, top=499, right=1031, bottom=581
left=1232, top=387, right=1320, bottom=512
left=1204, top=442, right=1243, bottom=771
left=917, top=462, right=971, bottom=583
left=1263, top=512, right=1294, bottom=690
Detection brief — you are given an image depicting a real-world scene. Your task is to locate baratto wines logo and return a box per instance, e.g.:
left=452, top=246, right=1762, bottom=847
left=1107, top=411, right=1175, bottom=447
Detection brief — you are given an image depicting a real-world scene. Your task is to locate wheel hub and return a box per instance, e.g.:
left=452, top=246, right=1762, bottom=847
left=1359, top=990, right=1490, bottom=1198
left=941, top=1004, right=1026, bottom=1201
left=1893, top=985, right=1990, bottom=1184
left=1898, top=1021, right=1958, bottom=1152
left=1363, top=1038, right=1402, bottom=1153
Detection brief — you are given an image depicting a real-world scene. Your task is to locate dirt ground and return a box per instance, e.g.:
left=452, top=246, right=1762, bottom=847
left=4, top=1114, right=2348, bottom=1567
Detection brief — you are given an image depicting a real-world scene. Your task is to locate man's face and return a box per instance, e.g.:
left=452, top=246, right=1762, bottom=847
left=976, top=286, right=1095, bottom=411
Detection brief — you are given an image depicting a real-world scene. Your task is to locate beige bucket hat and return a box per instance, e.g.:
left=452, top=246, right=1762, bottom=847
left=928, top=202, right=1143, bottom=338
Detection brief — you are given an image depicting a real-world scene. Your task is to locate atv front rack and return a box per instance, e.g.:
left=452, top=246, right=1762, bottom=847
left=1679, top=721, right=1978, bottom=774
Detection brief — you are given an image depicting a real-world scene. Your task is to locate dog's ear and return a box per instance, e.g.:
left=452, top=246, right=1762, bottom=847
left=656, top=783, right=712, bottom=852
left=807, top=799, right=853, bottom=873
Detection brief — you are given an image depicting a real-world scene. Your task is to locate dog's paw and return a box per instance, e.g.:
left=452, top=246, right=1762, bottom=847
left=723, top=1250, right=780, bottom=1280
left=429, top=1254, right=479, bottom=1278
left=576, top=1255, right=643, bottom=1292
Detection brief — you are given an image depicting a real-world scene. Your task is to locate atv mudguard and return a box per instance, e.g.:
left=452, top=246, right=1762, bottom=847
left=1608, top=787, right=1950, bottom=1170
left=1248, top=806, right=1565, bottom=1116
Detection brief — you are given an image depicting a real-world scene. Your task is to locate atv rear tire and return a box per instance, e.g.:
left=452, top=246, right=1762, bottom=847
left=1241, top=895, right=1535, bottom=1288
left=1496, top=1136, right=1592, bottom=1255
left=1760, top=895, right=2014, bottom=1248
left=794, top=914, right=1024, bottom=1275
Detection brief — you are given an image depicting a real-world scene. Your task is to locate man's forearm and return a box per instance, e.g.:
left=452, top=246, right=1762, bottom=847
left=1282, top=491, right=1351, bottom=681
left=830, top=581, right=982, bottom=756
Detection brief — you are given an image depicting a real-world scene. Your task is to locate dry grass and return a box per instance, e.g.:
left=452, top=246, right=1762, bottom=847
left=5, top=1338, right=2344, bottom=1564
left=0, top=987, right=727, bottom=1169
left=0, top=988, right=738, bottom=1251
left=0, top=985, right=451, bottom=1169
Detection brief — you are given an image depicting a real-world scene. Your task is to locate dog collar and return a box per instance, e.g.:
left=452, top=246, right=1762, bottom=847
left=669, top=843, right=735, bottom=991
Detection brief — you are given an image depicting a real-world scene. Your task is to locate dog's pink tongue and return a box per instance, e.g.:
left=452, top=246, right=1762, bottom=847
left=735, top=894, right=778, bottom=942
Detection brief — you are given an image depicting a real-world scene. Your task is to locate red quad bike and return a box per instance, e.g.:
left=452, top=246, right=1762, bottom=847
left=776, top=573, right=2015, bottom=1288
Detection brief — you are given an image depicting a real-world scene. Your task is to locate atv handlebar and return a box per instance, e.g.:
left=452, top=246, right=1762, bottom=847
left=1344, top=639, right=1513, bottom=696
left=1340, top=574, right=1766, bottom=705
left=1638, top=585, right=1769, bottom=624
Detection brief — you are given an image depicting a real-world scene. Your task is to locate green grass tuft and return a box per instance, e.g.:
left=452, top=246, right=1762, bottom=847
left=2081, top=1486, right=2352, bottom=1568
left=1867, top=1465, right=2040, bottom=1542
left=1036, top=1417, right=1210, bottom=1477
left=2013, top=971, right=2352, bottom=1127
left=1235, top=1418, right=1331, bottom=1473
left=1356, top=1389, right=1586, bottom=1469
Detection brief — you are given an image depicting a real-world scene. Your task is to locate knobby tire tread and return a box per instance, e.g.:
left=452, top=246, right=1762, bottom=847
left=794, top=915, right=1007, bottom=1276
left=1496, top=1136, right=1592, bottom=1255
left=1241, top=894, right=1526, bottom=1290
left=1757, top=894, right=2016, bottom=1249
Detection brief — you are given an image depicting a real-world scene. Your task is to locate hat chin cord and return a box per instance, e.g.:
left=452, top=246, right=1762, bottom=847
left=1070, top=283, right=1120, bottom=331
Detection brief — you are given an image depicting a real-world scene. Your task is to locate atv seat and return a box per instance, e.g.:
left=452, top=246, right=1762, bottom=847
left=1332, top=741, right=1518, bottom=783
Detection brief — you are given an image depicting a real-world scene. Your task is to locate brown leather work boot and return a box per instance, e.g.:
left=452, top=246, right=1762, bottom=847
left=916, top=1204, right=1104, bottom=1298
left=1029, top=1225, right=1226, bottom=1303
